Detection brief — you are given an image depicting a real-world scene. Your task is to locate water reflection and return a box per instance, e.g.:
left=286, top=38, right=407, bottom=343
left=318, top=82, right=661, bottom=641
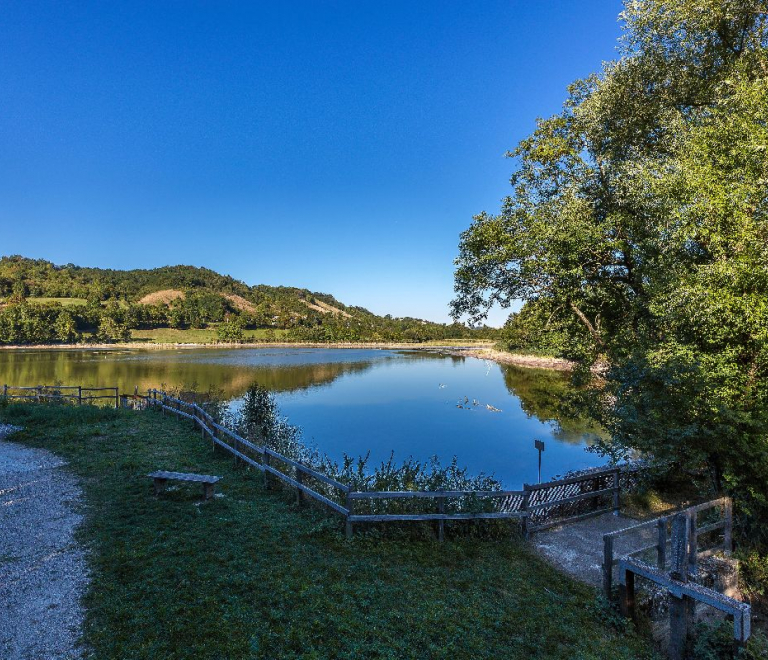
left=0, top=348, right=386, bottom=396
left=0, top=347, right=608, bottom=486
left=500, top=364, right=605, bottom=445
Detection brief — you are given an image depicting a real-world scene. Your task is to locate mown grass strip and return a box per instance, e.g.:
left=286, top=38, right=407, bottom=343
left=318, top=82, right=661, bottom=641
left=0, top=403, right=655, bottom=659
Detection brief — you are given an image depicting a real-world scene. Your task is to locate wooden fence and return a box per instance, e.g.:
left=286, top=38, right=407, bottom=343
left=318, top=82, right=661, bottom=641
left=602, top=497, right=733, bottom=597
left=2, top=383, right=643, bottom=538
left=612, top=506, right=750, bottom=656
left=2, top=384, right=119, bottom=408
left=143, top=388, right=644, bottom=538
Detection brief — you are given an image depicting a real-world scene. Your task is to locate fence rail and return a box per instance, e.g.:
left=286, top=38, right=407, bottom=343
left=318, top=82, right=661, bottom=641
left=2, top=384, right=119, bottom=407
left=613, top=507, right=750, bottom=655
left=602, top=497, right=733, bottom=598
left=3, top=384, right=643, bottom=539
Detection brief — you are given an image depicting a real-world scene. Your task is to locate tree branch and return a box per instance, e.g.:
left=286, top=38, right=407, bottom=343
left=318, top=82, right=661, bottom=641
left=568, top=300, right=605, bottom=348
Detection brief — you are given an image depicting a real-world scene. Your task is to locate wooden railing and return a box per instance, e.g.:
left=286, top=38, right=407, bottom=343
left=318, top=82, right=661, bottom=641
left=522, top=467, right=625, bottom=532
left=145, top=390, right=353, bottom=521
left=2, top=384, right=643, bottom=539
left=602, top=497, right=733, bottom=597
left=144, top=388, right=644, bottom=538
left=612, top=507, right=750, bottom=655
left=2, top=384, right=119, bottom=408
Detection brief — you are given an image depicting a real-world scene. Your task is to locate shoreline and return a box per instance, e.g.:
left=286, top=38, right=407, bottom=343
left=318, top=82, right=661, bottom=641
left=0, top=340, right=494, bottom=351
left=443, top=347, right=574, bottom=371
left=0, top=340, right=574, bottom=371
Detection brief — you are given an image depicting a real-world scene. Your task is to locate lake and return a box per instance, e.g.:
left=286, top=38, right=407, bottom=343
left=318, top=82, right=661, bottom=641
left=0, top=347, right=607, bottom=487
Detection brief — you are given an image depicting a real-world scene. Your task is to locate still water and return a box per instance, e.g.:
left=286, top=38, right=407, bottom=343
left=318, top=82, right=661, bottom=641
left=0, top=347, right=607, bottom=487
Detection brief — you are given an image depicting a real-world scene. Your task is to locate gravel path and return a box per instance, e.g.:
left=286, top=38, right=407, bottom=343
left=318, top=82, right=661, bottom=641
left=532, top=511, right=655, bottom=588
left=0, top=425, right=89, bottom=660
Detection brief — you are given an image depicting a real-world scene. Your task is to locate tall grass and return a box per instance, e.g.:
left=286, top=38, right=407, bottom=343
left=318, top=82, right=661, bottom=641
left=217, top=384, right=509, bottom=537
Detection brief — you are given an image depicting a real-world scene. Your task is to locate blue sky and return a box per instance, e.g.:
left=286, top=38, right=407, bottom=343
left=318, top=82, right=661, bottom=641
left=0, top=0, right=624, bottom=325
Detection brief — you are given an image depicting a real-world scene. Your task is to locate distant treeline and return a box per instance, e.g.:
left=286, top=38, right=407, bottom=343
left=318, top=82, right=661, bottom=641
left=0, top=256, right=497, bottom=344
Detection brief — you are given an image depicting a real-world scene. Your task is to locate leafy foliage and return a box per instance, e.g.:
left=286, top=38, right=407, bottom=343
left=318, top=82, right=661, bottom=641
left=0, top=256, right=497, bottom=344
left=451, top=0, right=768, bottom=534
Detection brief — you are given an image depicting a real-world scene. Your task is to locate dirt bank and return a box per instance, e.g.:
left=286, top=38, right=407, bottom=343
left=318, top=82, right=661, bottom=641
left=444, top=347, right=575, bottom=371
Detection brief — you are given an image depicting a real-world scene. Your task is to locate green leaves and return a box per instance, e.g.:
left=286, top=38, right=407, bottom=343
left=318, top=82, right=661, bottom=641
left=453, top=0, right=768, bottom=528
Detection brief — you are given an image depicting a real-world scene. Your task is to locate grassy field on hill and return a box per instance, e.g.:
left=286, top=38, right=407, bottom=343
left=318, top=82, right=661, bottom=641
left=130, top=327, right=291, bottom=344
left=0, top=403, right=654, bottom=659
left=0, top=257, right=499, bottom=346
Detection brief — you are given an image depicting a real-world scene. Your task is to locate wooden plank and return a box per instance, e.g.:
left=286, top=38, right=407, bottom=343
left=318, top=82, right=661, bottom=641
left=161, top=404, right=194, bottom=421
left=31, top=385, right=81, bottom=390
left=347, top=489, right=523, bottom=500
left=265, top=448, right=349, bottom=492
left=7, top=393, right=78, bottom=399
left=347, top=512, right=524, bottom=522
left=212, top=437, right=264, bottom=472
left=696, top=520, right=725, bottom=535
left=262, top=465, right=348, bottom=515
left=657, top=518, right=667, bottom=569
left=437, top=497, right=445, bottom=542
left=618, top=558, right=750, bottom=619
left=724, top=499, right=733, bottom=555
left=524, top=468, right=620, bottom=491
left=147, top=470, right=221, bottom=483
left=527, top=487, right=615, bottom=511
left=7, top=385, right=51, bottom=390
left=686, top=497, right=729, bottom=514
left=670, top=513, right=689, bottom=581
left=210, top=422, right=263, bottom=454
left=191, top=403, right=216, bottom=424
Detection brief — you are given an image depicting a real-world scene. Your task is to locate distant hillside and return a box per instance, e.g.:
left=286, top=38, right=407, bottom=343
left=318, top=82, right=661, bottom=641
left=0, top=256, right=497, bottom=345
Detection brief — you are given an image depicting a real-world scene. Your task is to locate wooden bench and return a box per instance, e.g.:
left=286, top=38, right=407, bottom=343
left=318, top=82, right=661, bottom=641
left=148, top=471, right=222, bottom=500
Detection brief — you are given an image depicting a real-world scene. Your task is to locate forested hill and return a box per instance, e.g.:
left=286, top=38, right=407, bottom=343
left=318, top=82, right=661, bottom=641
left=0, top=256, right=495, bottom=344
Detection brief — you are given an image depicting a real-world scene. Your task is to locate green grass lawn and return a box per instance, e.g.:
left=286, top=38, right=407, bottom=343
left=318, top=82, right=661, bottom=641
left=0, top=403, right=655, bottom=659
left=130, top=327, right=290, bottom=344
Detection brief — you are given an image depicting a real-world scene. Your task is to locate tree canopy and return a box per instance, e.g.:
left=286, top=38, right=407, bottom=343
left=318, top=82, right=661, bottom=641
left=452, top=0, right=768, bottom=528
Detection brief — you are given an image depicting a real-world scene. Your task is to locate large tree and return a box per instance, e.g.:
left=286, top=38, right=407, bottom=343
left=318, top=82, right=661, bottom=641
left=452, top=1, right=768, bottom=526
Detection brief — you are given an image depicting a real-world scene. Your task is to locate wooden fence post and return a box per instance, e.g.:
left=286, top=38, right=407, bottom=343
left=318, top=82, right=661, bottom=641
left=724, top=498, right=733, bottom=556
left=657, top=517, right=667, bottom=570
left=688, top=511, right=698, bottom=576
left=521, top=484, right=531, bottom=539
left=669, top=512, right=694, bottom=660
left=437, top=496, right=445, bottom=543
left=612, top=468, right=620, bottom=515
left=36, top=385, right=42, bottom=403
left=345, top=492, right=354, bottom=539
left=603, top=534, right=614, bottom=598
left=114, top=388, right=119, bottom=409
left=77, top=386, right=82, bottom=406
left=263, top=451, right=271, bottom=490
left=296, top=467, right=304, bottom=507
left=618, top=567, right=635, bottom=619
